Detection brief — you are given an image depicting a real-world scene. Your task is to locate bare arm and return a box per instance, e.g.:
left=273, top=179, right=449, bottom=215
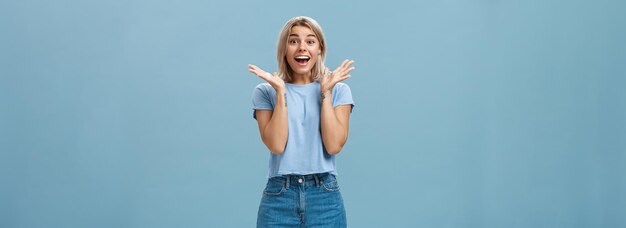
left=319, top=59, right=355, bottom=154
left=320, top=92, right=352, bottom=154
left=249, top=64, right=288, bottom=154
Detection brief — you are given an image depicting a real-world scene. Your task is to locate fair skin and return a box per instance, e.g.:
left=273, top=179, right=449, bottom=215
left=248, top=25, right=354, bottom=155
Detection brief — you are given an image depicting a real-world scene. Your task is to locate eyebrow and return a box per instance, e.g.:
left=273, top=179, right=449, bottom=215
left=289, top=34, right=317, bottom=38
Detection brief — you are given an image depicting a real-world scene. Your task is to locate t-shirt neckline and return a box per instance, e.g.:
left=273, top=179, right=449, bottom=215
left=285, top=81, right=318, bottom=87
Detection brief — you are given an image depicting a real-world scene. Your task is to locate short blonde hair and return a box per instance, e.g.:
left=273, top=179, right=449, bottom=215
left=276, top=16, right=326, bottom=83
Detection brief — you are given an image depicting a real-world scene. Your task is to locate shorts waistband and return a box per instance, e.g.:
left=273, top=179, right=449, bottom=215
left=272, top=172, right=334, bottom=188
left=285, top=172, right=330, bottom=180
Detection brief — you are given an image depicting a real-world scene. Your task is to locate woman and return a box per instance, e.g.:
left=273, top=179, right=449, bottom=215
left=248, top=16, right=355, bottom=228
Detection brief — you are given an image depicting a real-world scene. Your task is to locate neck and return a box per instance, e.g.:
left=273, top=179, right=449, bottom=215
left=289, top=72, right=314, bottom=84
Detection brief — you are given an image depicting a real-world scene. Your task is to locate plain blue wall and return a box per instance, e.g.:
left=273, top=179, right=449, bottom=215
left=1, top=0, right=625, bottom=227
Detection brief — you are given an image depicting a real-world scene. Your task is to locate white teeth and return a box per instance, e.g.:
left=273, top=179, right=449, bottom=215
left=295, top=56, right=310, bottom=60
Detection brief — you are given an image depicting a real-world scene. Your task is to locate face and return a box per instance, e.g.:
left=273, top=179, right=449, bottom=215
left=285, top=25, right=321, bottom=77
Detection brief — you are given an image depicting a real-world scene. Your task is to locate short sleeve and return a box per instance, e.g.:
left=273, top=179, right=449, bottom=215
left=332, top=83, right=355, bottom=113
left=252, top=83, right=274, bottom=119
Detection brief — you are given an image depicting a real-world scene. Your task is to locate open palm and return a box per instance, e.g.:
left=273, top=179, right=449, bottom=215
left=321, top=59, right=354, bottom=93
left=248, top=64, right=285, bottom=92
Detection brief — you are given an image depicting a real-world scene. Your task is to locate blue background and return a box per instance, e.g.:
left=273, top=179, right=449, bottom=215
left=2, top=0, right=625, bottom=227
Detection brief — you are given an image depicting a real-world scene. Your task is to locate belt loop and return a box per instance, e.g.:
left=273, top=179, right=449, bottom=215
left=313, top=174, right=320, bottom=187
left=285, top=175, right=290, bottom=189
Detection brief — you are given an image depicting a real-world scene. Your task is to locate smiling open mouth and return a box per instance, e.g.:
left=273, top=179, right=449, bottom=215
left=295, top=56, right=310, bottom=64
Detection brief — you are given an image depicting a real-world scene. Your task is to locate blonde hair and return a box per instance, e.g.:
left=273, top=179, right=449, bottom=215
left=276, top=16, right=327, bottom=83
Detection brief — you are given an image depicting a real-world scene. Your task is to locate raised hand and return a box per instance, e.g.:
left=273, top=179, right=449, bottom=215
left=248, top=64, right=286, bottom=92
left=321, top=59, right=355, bottom=93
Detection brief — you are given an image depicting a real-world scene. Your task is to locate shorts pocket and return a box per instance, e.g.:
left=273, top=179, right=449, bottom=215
left=322, top=175, right=340, bottom=192
left=263, top=178, right=286, bottom=196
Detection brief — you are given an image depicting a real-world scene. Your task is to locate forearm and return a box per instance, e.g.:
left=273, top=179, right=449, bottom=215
left=320, top=91, right=347, bottom=154
left=263, top=90, right=289, bottom=154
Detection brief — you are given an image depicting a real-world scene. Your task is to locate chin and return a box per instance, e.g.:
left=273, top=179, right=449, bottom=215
left=294, top=69, right=311, bottom=75
left=289, top=65, right=313, bottom=75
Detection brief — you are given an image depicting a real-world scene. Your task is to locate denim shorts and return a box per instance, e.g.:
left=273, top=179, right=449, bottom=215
left=256, top=172, right=347, bottom=228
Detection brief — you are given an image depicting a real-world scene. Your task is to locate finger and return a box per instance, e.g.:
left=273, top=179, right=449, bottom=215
left=334, top=66, right=352, bottom=77
left=336, top=74, right=351, bottom=83
left=333, top=65, right=343, bottom=74
left=335, top=60, right=351, bottom=73
left=248, top=68, right=262, bottom=76
left=345, top=67, right=355, bottom=74
left=340, top=60, right=354, bottom=72
left=333, top=60, right=347, bottom=73
left=248, top=64, right=258, bottom=70
left=248, top=68, right=259, bottom=75
left=341, top=59, right=350, bottom=68
left=249, top=69, right=268, bottom=79
left=346, top=60, right=355, bottom=68
left=249, top=64, right=267, bottom=73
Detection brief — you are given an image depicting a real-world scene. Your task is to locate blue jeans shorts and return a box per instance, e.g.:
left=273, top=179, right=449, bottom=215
left=256, top=172, right=347, bottom=228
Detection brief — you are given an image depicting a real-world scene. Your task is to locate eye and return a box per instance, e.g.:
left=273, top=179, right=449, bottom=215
left=288, top=39, right=299, bottom=45
left=307, top=40, right=316, bottom=45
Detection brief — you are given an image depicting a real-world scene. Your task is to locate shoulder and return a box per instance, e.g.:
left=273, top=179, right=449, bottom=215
left=253, top=83, right=275, bottom=93
left=252, top=83, right=276, bottom=101
left=254, top=82, right=272, bottom=90
left=332, top=82, right=352, bottom=93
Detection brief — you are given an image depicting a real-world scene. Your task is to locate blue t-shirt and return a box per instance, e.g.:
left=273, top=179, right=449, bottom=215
left=251, top=81, right=354, bottom=178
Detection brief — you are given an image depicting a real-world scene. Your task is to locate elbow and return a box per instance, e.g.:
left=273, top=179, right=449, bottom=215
left=326, top=146, right=343, bottom=155
left=267, top=142, right=286, bottom=154
left=325, top=138, right=347, bottom=155
left=263, top=137, right=286, bottom=155
left=269, top=147, right=285, bottom=155
left=323, top=133, right=348, bottom=155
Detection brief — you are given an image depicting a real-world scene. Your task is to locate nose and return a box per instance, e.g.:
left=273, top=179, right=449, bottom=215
left=298, top=41, right=307, bottom=51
